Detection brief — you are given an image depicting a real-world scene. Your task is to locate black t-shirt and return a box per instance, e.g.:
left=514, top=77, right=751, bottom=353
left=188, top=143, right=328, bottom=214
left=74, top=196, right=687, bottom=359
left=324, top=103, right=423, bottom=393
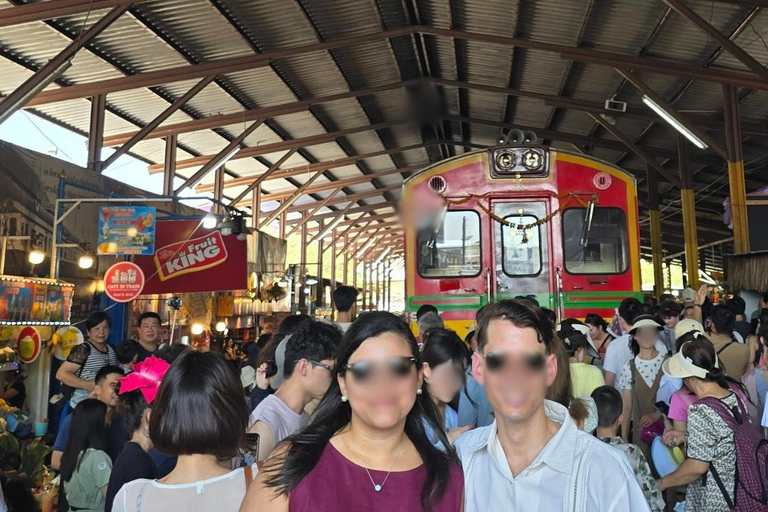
left=107, top=412, right=130, bottom=462
left=6, top=379, right=25, bottom=409
left=105, top=442, right=158, bottom=512
left=135, top=343, right=157, bottom=363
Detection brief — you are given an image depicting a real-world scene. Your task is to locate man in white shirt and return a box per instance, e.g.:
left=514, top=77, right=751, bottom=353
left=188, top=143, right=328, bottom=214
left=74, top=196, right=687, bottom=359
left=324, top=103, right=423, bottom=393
left=455, top=299, right=649, bottom=512
left=604, top=299, right=667, bottom=387
left=332, top=285, right=357, bottom=333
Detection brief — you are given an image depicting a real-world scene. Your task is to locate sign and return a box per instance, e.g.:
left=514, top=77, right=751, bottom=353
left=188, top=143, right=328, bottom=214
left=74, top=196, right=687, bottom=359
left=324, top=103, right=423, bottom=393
left=0, top=276, right=74, bottom=325
left=593, top=172, right=612, bottom=190
left=104, top=262, right=145, bottom=302
left=134, top=220, right=247, bottom=294
left=17, top=326, right=41, bottom=363
left=98, top=206, right=156, bottom=255
left=53, top=325, right=84, bottom=361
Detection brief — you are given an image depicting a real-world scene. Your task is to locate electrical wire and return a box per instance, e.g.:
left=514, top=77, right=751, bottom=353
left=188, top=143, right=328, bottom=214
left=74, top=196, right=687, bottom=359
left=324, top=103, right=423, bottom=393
left=22, top=112, right=75, bottom=163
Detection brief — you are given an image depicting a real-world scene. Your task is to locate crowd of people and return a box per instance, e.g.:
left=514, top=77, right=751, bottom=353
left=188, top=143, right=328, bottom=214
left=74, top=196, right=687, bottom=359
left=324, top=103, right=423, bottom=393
left=3, top=283, right=768, bottom=512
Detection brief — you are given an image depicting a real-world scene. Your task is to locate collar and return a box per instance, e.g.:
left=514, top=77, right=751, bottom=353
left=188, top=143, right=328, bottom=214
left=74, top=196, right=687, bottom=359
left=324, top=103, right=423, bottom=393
left=481, top=400, right=577, bottom=476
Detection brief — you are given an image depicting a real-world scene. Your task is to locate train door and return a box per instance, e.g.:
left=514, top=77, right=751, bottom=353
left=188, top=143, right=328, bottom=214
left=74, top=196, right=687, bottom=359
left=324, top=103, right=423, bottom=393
left=491, top=201, right=553, bottom=309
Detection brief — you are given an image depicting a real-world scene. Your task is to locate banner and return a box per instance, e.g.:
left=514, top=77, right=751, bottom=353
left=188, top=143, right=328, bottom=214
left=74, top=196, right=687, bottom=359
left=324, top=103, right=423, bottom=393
left=0, top=276, right=74, bottom=325
left=104, top=262, right=145, bottom=302
left=98, top=206, right=156, bottom=255
left=134, top=220, right=247, bottom=294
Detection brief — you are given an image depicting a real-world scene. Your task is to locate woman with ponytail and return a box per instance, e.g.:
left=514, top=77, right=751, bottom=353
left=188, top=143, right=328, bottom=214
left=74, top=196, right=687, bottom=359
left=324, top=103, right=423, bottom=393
left=240, top=311, right=463, bottom=512
left=657, top=336, right=756, bottom=511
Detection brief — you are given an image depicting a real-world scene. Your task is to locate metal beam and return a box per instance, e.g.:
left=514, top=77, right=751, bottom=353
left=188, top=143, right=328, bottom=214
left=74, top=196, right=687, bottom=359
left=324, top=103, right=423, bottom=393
left=162, top=135, right=177, bottom=196
left=308, top=202, right=357, bottom=245
left=175, top=119, right=264, bottom=193
left=283, top=184, right=401, bottom=213
left=101, top=81, right=413, bottom=146
left=287, top=200, right=397, bottom=225
left=0, top=3, right=130, bottom=122
left=87, top=94, right=106, bottom=172
left=229, top=149, right=297, bottom=206
left=102, top=75, right=215, bottom=170
left=589, top=113, right=683, bottom=187
left=258, top=171, right=324, bottom=229
left=149, top=120, right=405, bottom=173
left=285, top=188, right=344, bottom=238
left=196, top=144, right=433, bottom=193
left=615, top=69, right=728, bottom=159
left=663, top=0, right=768, bottom=83
left=0, top=0, right=150, bottom=27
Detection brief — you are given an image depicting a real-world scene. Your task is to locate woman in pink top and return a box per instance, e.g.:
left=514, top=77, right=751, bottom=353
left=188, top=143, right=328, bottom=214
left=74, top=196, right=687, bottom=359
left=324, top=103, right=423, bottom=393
left=240, top=312, right=464, bottom=512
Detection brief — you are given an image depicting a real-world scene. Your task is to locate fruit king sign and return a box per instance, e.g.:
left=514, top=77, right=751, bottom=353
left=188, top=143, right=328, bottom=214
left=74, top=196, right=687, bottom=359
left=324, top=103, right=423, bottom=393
left=134, top=220, right=247, bottom=294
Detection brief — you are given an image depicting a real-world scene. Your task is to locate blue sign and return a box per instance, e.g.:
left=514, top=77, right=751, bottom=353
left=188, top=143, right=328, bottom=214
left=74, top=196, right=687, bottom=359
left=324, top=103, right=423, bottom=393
left=98, top=206, right=156, bottom=256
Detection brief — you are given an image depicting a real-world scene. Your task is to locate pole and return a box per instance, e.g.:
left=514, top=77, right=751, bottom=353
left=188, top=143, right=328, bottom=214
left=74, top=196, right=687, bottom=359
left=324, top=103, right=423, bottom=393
left=723, top=84, right=750, bottom=254
left=678, top=134, right=699, bottom=290
left=646, top=163, right=664, bottom=299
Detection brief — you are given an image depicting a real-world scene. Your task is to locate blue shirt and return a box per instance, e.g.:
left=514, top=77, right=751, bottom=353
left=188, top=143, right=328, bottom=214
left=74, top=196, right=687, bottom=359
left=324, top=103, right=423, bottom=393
left=423, top=405, right=458, bottom=451
left=458, top=373, right=494, bottom=428
left=53, top=411, right=127, bottom=461
left=756, top=371, right=768, bottom=415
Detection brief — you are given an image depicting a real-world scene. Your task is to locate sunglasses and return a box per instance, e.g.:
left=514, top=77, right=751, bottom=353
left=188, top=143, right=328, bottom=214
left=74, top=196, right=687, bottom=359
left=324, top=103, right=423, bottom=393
left=342, top=356, right=417, bottom=384
left=480, top=350, right=547, bottom=374
left=308, top=360, right=335, bottom=373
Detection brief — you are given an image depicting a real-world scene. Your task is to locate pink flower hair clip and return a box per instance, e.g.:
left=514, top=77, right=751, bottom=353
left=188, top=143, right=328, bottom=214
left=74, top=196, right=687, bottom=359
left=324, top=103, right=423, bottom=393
left=119, top=355, right=171, bottom=404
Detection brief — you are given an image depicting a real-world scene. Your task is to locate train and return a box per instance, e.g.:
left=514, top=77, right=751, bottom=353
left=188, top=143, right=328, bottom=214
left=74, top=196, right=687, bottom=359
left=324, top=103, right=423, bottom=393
left=401, top=144, right=642, bottom=338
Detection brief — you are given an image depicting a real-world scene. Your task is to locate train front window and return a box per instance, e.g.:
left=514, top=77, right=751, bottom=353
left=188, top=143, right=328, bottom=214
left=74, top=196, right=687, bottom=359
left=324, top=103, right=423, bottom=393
left=562, top=207, right=628, bottom=275
left=417, top=210, right=481, bottom=278
left=502, top=215, right=542, bottom=276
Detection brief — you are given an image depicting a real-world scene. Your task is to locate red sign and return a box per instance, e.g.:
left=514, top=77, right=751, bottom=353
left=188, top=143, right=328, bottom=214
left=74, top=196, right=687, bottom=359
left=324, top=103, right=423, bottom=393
left=17, top=326, right=41, bottom=364
left=104, top=262, right=145, bottom=302
left=134, top=220, right=247, bottom=294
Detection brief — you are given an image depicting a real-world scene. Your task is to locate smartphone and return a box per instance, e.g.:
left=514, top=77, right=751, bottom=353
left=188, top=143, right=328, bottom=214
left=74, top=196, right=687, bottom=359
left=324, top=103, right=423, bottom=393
left=654, top=400, right=670, bottom=416
left=242, top=433, right=260, bottom=467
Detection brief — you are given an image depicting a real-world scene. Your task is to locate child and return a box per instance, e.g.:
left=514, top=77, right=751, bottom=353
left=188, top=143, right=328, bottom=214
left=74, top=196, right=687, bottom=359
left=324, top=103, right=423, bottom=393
left=116, top=339, right=139, bottom=374
left=592, top=385, right=665, bottom=512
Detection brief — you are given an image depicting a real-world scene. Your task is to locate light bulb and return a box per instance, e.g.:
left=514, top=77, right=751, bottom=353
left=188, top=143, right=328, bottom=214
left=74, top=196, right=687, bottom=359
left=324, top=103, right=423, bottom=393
left=78, top=254, right=95, bottom=269
left=277, top=280, right=288, bottom=287
left=305, top=276, right=318, bottom=285
left=28, top=250, right=45, bottom=265
left=126, top=227, right=138, bottom=237
left=304, top=287, right=311, bottom=294
left=215, top=321, right=227, bottom=332
left=191, top=323, right=204, bottom=335
left=202, top=213, right=218, bottom=229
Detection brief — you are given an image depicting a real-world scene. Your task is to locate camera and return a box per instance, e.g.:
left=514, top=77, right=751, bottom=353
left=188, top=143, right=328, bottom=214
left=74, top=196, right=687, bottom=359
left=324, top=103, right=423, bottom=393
left=168, top=296, right=183, bottom=310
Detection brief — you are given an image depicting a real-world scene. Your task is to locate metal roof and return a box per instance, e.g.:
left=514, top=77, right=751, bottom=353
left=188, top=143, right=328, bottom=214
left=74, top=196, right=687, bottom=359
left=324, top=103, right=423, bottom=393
left=2, top=0, right=768, bottom=266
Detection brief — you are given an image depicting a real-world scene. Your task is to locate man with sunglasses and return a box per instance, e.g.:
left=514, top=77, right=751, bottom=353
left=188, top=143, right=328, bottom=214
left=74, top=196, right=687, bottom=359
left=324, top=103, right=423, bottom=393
left=248, top=321, right=341, bottom=461
left=455, top=300, right=649, bottom=511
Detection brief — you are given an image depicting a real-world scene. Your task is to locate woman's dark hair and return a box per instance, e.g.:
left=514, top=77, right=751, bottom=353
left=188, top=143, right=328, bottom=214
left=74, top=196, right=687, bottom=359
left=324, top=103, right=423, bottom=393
left=422, top=328, right=468, bottom=375
left=557, top=326, right=588, bottom=357
left=60, top=399, right=108, bottom=481
left=681, top=336, right=749, bottom=398
left=276, top=314, right=311, bottom=338
left=85, top=310, right=112, bottom=332
left=584, top=313, right=609, bottom=331
left=156, top=344, right=189, bottom=364
left=256, top=335, right=280, bottom=377
left=264, top=311, right=456, bottom=511
left=150, top=351, right=248, bottom=459
left=256, top=333, right=272, bottom=349
left=117, top=389, right=149, bottom=434
left=547, top=334, right=587, bottom=423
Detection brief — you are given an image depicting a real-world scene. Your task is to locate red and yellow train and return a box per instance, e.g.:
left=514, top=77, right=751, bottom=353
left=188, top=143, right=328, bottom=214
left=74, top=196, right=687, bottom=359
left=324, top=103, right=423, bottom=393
left=402, top=145, right=643, bottom=338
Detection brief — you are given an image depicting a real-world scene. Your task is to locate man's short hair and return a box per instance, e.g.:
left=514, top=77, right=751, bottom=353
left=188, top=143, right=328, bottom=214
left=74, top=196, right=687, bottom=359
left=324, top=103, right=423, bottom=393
left=283, top=321, right=342, bottom=379
left=618, top=297, right=642, bottom=325
left=94, top=365, right=124, bottom=385
left=475, top=299, right=554, bottom=354
left=332, top=286, right=358, bottom=314
left=726, top=296, right=746, bottom=316
left=710, top=305, right=735, bottom=334
left=150, top=351, right=248, bottom=459
left=116, top=340, right=139, bottom=365
left=417, top=312, right=444, bottom=336
left=138, top=312, right=161, bottom=327
left=416, top=304, right=439, bottom=321
left=592, top=385, right=623, bottom=427
left=659, top=300, right=682, bottom=318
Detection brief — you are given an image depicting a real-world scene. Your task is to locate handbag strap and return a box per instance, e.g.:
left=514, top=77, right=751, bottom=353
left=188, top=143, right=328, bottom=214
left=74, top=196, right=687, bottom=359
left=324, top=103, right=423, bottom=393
left=629, top=358, right=641, bottom=427
left=243, top=465, right=254, bottom=490
left=708, top=464, right=735, bottom=509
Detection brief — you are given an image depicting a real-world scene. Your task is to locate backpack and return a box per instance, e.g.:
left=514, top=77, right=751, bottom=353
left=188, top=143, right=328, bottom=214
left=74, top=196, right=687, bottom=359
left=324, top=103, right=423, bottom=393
left=698, top=394, right=768, bottom=511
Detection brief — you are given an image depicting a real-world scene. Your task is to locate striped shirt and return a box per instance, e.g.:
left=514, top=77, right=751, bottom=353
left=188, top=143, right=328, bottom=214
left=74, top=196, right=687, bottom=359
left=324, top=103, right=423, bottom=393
left=66, top=341, right=118, bottom=407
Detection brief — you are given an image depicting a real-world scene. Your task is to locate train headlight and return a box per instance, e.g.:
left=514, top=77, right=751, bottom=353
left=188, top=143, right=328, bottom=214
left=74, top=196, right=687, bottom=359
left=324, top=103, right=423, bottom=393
left=522, top=150, right=542, bottom=170
left=495, top=150, right=516, bottom=171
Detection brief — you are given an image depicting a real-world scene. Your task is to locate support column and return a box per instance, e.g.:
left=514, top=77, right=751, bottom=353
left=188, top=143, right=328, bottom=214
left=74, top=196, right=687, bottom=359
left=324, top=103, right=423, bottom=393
left=723, top=84, right=750, bottom=254
left=299, top=219, right=307, bottom=313
left=343, top=235, right=349, bottom=284
left=279, top=203, right=287, bottom=240
left=387, top=260, right=392, bottom=312
left=678, top=134, right=699, bottom=290
left=163, top=135, right=177, bottom=196
left=213, top=165, right=225, bottom=215
left=317, top=228, right=324, bottom=308
left=330, top=229, right=337, bottom=291
left=251, top=188, right=261, bottom=231
left=87, top=94, right=106, bottom=172
left=646, top=163, right=664, bottom=300
left=361, top=260, right=367, bottom=311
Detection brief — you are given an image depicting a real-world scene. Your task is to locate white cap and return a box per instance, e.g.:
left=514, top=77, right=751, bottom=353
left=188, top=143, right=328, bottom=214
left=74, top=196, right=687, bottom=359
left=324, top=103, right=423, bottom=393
left=662, top=339, right=718, bottom=379
left=674, top=318, right=706, bottom=340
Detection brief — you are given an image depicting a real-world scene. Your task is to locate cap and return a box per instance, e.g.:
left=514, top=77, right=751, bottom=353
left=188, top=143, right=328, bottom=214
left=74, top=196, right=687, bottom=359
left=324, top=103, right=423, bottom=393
left=682, top=288, right=696, bottom=303
left=271, top=334, right=291, bottom=389
left=240, top=366, right=256, bottom=389
left=674, top=318, right=705, bottom=340
left=662, top=344, right=708, bottom=379
left=629, top=314, right=663, bottom=334
left=557, top=320, right=599, bottom=359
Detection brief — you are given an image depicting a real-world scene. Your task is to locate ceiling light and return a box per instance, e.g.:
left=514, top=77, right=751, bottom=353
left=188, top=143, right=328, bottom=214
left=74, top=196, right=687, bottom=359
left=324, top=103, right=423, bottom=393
left=304, top=287, right=311, bottom=294
left=277, top=279, right=289, bottom=287
left=215, top=321, right=227, bottom=333
left=28, top=250, right=45, bottom=265
left=78, top=254, right=95, bottom=270
left=202, top=213, right=218, bottom=229
left=191, top=323, right=204, bottom=335
left=642, top=95, right=708, bottom=150
left=305, top=276, right=318, bottom=286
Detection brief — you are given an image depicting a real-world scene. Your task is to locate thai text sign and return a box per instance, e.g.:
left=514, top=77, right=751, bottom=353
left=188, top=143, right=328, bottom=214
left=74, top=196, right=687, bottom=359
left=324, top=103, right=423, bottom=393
left=98, top=206, right=156, bottom=255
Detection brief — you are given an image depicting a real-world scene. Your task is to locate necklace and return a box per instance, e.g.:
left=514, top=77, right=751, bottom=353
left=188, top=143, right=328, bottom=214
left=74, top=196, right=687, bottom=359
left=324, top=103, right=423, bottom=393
left=345, top=434, right=404, bottom=492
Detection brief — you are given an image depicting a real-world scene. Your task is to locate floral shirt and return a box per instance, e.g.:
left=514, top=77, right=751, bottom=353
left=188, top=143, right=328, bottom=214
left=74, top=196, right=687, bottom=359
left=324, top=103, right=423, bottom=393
left=601, top=437, right=665, bottom=512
